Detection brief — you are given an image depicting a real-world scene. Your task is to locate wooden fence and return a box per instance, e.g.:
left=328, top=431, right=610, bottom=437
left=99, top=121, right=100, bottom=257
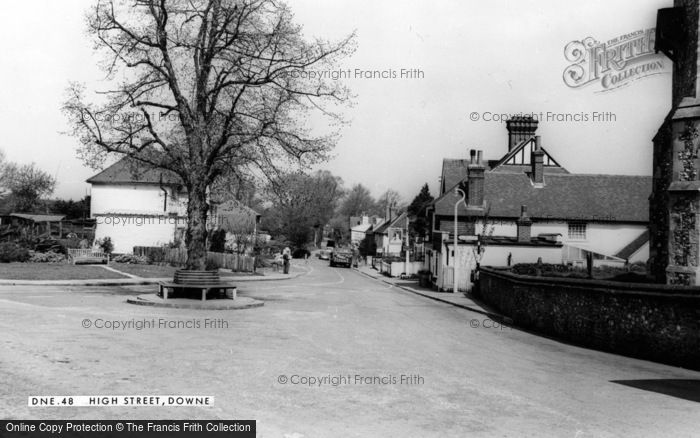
left=133, top=246, right=255, bottom=272
left=436, top=264, right=470, bottom=292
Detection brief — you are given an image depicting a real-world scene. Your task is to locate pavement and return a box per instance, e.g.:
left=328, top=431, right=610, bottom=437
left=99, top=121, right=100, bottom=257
left=0, top=264, right=309, bottom=286
left=355, top=263, right=504, bottom=319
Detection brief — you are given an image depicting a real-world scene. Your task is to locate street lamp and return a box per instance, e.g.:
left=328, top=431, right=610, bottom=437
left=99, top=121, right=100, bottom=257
left=453, top=187, right=466, bottom=293
left=404, top=214, right=410, bottom=277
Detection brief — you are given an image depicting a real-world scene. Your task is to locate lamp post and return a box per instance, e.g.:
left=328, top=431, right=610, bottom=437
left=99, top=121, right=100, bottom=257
left=453, top=187, right=466, bottom=293
left=404, top=214, right=410, bottom=277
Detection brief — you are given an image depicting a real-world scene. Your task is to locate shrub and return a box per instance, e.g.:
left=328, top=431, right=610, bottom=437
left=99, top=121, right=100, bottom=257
left=167, top=239, right=183, bottom=249
left=510, top=262, right=649, bottom=281
left=95, top=237, right=114, bottom=254
left=27, top=251, right=68, bottom=263
left=57, top=237, right=82, bottom=250
left=0, top=243, right=31, bottom=263
left=209, top=229, right=227, bottom=253
left=205, top=257, right=219, bottom=271
left=134, top=246, right=167, bottom=263
left=32, top=237, right=67, bottom=254
left=112, top=254, right=149, bottom=264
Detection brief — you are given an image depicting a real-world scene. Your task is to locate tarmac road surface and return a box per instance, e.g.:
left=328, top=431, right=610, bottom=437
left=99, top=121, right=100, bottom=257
left=1, top=259, right=699, bottom=437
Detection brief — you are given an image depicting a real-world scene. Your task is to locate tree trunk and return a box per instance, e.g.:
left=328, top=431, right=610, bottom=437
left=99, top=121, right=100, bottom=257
left=185, top=181, right=209, bottom=270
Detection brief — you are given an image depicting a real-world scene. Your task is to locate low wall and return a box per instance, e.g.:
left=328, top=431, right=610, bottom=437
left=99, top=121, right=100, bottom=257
left=379, top=260, right=424, bottom=277
left=478, top=267, right=700, bottom=370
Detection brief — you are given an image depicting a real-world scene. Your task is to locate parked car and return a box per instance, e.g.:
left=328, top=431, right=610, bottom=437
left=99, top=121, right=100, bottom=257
left=330, top=247, right=353, bottom=268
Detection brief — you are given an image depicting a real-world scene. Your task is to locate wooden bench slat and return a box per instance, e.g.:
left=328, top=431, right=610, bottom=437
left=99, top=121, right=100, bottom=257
left=69, top=249, right=109, bottom=265
left=159, top=280, right=237, bottom=301
left=160, top=270, right=237, bottom=301
left=160, top=283, right=236, bottom=288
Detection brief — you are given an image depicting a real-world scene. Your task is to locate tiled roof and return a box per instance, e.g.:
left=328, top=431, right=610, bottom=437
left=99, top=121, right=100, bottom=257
left=10, top=213, right=65, bottom=222
left=441, top=157, right=568, bottom=192
left=373, top=212, right=408, bottom=235
left=615, top=230, right=650, bottom=259
left=213, top=200, right=260, bottom=232
left=446, top=234, right=562, bottom=247
left=440, top=159, right=470, bottom=194
left=351, top=223, right=372, bottom=233
left=490, top=165, right=569, bottom=174
left=433, top=172, right=651, bottom=223
left=87, top=157, right=182, bottom=185
left=373, top=221, right=391, bottom=235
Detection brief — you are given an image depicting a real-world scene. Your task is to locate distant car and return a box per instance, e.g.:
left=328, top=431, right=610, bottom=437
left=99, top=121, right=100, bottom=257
left=318, top=249, right=331, bottom=260
left=330, top=247, right=353, bottom=268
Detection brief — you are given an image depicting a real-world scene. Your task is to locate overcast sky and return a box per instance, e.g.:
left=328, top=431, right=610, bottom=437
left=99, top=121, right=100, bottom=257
left=0, top=0, right=672, bottom=203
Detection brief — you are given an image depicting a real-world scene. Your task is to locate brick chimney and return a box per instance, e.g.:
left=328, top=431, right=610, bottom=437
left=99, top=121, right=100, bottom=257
left=516, top=205, right=532, bottom=243
left=506, top=116, right=539, bottom=151
left=531, top=135, right=545, bottom=185
left=467, top=150, right=485, bottom=207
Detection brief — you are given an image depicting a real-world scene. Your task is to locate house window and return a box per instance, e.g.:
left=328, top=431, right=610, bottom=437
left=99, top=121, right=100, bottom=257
left=568, top=222, right=587, bottom=240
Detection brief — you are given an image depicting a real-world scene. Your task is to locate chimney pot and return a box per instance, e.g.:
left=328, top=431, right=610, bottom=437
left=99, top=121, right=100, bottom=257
left=506, top=116, right=539, bottom=151
left=466, top=150, right=485, bottom=207
left=531, top=138, right=545, bottom=185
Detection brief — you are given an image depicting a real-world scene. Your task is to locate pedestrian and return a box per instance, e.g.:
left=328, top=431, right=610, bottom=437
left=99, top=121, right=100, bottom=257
left=304, top=252, right=309, bottom=264
left=282, top=247, right=291, bottom=274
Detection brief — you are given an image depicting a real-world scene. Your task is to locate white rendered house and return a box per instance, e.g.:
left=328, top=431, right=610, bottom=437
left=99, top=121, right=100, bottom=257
left=87, top=158, right=188, bottom=254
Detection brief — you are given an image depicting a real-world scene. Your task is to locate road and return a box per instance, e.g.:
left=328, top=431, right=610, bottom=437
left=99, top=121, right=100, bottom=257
left=1, top=259, right=699, bottom=437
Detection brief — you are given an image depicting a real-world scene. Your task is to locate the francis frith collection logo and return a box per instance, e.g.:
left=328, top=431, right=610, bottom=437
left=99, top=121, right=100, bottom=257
left=563, top=28, right=669, bottom=92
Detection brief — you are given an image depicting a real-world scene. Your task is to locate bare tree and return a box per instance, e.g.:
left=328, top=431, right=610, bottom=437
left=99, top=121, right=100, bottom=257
left=377, top=189, right=403, bottom=216
left=338, top=184, right=377, bottom=217
left=263, top=170, right=343, bottom=248
left=63, top=0, right=354, bottom=269
left=471, top=206, right=495, bottom=270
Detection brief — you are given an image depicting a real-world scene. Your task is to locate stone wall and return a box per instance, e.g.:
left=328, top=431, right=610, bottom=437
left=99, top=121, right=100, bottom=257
left=649, top=118, right=673, bottom=282
left=478, top=267, right=700, bottom=369
left=649, top=0, right=700, bottom=282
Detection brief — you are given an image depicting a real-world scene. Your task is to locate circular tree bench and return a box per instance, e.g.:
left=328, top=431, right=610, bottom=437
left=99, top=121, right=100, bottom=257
left=158, top=270, right=237, bottom=301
